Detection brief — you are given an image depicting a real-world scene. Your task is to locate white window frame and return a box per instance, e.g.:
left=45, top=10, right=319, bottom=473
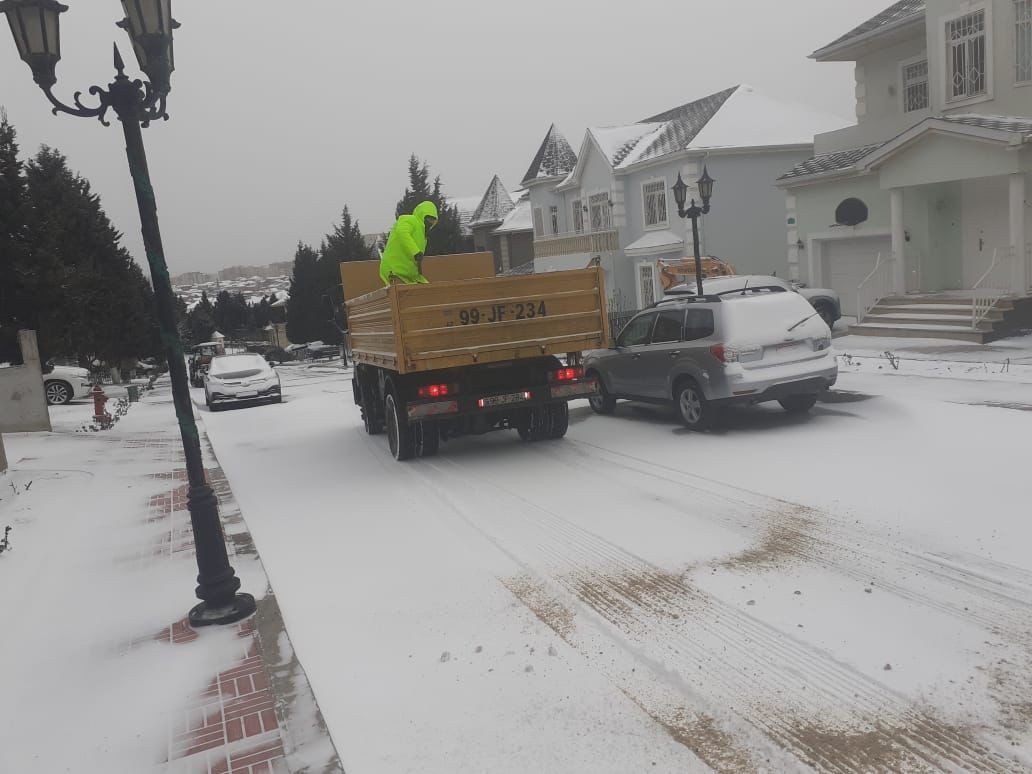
left=588, top=191, right=612, bottom=233
left=1016, top=0, right=1032, bottom=84
left=532, top=207, right=544, bottom=238
left=900, top=54, right=930, bottom=113
left=571, top=198, right=584, bottom=234
left=549, top=205, right=559, bottom=235
left=641, top=177, right=669, bottom=230
left=941, top=4, right=993, bottom=108
left=635, top=261, right=660, bottom=309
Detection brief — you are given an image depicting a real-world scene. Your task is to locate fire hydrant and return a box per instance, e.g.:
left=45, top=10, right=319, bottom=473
left=91, top=384, right=110, bottom=422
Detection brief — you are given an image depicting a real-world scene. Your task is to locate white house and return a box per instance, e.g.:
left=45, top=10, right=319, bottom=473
left=521, top=86, right=849, bottom=312
left=779, top=0, right=1032, bottom=338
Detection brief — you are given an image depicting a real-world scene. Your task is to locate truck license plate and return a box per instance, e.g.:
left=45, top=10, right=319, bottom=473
left=479, top=391, right=531, bottom=408
left=454, top=300, right=547, bottom=326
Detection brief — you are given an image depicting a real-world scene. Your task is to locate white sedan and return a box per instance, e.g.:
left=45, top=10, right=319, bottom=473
left=204, top=354, right=282, bottom=411
left=44, top=365, right=93, bottom=405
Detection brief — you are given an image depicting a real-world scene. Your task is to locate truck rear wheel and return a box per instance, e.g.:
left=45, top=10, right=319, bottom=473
left=547, top=402, right=569, bottom=439
left=385, top=393, right=415, bottom=461
left=414, top=421, right=440, bottom=457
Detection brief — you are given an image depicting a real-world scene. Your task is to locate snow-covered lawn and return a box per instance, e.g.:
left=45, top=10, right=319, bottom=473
left=194, top=354, right=1032, bottom=772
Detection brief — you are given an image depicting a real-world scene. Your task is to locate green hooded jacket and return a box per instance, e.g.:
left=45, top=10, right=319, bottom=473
left=379, top=200, right=439, bottom=286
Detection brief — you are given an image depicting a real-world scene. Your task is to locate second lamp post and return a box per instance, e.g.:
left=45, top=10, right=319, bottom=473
left=672, top=167, right=716, bottom=297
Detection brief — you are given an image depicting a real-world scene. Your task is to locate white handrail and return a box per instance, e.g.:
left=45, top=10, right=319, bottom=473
left=856, top=252, right=893, bottom=323
left=971, top=246, right=1014, bottom=329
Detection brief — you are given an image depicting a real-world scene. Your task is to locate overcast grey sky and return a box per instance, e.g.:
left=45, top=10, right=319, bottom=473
left=1, top=1, right=890, bottom=274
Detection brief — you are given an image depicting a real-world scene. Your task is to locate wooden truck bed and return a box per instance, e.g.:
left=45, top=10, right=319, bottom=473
left=346, top=268, right=609, bottom=374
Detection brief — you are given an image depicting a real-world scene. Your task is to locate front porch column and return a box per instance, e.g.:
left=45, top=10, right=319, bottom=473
left=890, top=188, right=906, bottom=294
left=1010, top=173, right=1027, bottom=293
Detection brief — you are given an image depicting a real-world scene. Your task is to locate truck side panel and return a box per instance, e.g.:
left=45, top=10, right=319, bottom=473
left=347, top=287, right=400, bottom=371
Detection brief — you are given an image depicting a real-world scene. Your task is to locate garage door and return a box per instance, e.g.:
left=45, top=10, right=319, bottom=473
left=823, top=237, right=892, bottom=317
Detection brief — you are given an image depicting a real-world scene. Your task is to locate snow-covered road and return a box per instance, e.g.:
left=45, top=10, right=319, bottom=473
left=195, top=361, right=1032, bottom=772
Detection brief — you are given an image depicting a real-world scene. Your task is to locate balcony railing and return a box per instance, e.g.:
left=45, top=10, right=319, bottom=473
left=534, top=229, right=620, bottom=259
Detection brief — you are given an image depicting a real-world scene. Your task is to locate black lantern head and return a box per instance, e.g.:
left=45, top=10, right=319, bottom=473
left=118, top=0, right=179, bottom=94
left=0, top=0, right=68, bottom=88
left=697, top=166, right=715, bottom=207
left=672, top=172, right=689, bottom=213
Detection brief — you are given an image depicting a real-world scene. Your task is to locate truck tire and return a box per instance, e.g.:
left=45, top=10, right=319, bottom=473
left=355, top=373, right=384, bottom=435
left=414, top=422, right=440, bottom=457
left=362, top=405, right=384, bottom=435
left=385, top=393, right=415, bottom=461
left=547, top=402, right=569, bottom=439
left=517, top=406, right=549, bottom=442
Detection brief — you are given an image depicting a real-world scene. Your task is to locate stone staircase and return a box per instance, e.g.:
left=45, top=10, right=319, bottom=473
left=849, top=295, right=1032, bottom=343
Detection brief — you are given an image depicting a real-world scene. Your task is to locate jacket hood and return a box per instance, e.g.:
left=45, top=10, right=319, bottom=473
left=413, top=200, right=439, bottom=223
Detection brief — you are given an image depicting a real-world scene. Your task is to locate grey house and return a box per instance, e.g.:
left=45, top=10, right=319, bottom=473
left=522, top=86, right=848, bottom=313
left=779, top=0, right=1032, bottom=340
left=468, top=175, right=534, bottom=274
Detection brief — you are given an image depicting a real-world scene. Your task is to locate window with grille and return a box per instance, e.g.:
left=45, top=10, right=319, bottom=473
left=533, top=207, right=544, bottom=237
left=638, top=263, right=657, bottom=308
left=549, top=205, right=559, bottom=235
left=589, top=192, right=611, bottom=232
left=1017, top=0, right=1032, bottom=82
left=946, top=9, right=987, bottom=101
left=902, top=59, right=929, bottom=112
left=642, top=180, right=668, bottom=227
left=572, top=199, right=584, bottom=233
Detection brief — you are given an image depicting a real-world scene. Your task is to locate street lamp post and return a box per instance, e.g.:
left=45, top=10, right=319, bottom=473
left=2, top=0, right=254, bottom=626
left=672, top=167, right=716, bottom=297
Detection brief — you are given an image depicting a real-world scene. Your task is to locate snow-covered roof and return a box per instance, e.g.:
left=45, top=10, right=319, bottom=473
left=521, top=124, right=578, bottom=185
left=812, top=1, right=926, bottom=61
left=563, top=86, right=848, bottom=185
left=498, top=260, right=535, bottom=277
left=942, top=114, right=1032, bottom=135
left=492, top=198, right=533, bottom=234
left=624, top=230, right=685, bottom=257
left=778, top=143, right=884, bottom=182
left=449, top=195, right=482, bottom=236
left=470, top=175, right=516, bottom=227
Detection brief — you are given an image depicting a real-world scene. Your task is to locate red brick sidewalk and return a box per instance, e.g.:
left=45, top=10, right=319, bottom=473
left=135, top=433, right=340, bottom=774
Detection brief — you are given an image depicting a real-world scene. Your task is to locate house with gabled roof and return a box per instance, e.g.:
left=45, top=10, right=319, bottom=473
left=468, top=175, right=534, bottom=274
left=779, top=0, right=1032, bottom=341
left=522, top=86, right=848, bottom=311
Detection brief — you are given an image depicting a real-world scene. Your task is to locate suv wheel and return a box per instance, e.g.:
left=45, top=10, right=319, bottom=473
left=675, top=380, right=711, bottom=431
left=45, top=380, right=73, bottom=405
left=814, top=302, right=836, bottom=328
left=587, top=372, right=616, bottom=415
left=779, top=394, right=818, bottom=414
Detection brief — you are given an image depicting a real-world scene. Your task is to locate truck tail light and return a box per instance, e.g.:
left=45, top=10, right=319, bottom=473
left=418, top=383, right=450, bottom=399
left=550, top=366, right=584, bottom=382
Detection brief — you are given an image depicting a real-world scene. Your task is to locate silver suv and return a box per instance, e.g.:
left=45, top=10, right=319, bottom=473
left=584, top=289, right=837, bottom=430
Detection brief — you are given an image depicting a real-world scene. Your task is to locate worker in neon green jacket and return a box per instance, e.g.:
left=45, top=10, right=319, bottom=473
left=379, top=200, right=439, bottom=286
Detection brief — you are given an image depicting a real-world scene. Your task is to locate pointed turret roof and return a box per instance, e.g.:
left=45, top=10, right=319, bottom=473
left=521, top=124, right=578, bottom=186
left=470, top=175, right=516, bottom=227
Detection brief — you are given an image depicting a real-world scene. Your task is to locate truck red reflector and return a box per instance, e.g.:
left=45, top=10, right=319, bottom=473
left=550, top=366, right=584, bottom=382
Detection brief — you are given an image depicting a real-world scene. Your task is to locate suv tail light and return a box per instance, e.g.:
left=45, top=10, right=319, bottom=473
left=417, top=383, right=451, bottom=399
left=550, top=366, right=584, bottom=382
left=709, top=344, right=736, bottom=364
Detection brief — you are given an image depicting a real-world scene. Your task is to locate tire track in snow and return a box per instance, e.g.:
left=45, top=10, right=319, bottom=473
left=405, top=452, right=1023, bottom=773
left=549, top=439, right=1032, bottom=640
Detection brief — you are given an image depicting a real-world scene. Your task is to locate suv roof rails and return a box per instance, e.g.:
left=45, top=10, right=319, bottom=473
left=649, top=294, right=723, bottom=309
left=717, top=285, right=788, bottom=297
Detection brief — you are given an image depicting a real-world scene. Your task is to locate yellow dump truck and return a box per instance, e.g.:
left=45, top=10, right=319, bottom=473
left=342, top=254, right=609, bottom=460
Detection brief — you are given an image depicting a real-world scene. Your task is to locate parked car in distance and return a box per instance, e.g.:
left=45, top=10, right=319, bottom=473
left=668, top=275, right=842, bottom=327
left=204, top=354, right=282, bottom=410
left=43, top=365, right=93, bottom=405
left=584, top=289, right=837, bottom=430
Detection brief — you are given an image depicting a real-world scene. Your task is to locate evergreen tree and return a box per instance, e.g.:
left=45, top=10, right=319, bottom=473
left=286, top=242, right=324, bottom=344
left=317, top=205, right=370, bottom=344
left=187, top=291, right=216, bottom=344
left=393, top=154, right=469, bottom=256
left=0, top=110, right=28, bottom=364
